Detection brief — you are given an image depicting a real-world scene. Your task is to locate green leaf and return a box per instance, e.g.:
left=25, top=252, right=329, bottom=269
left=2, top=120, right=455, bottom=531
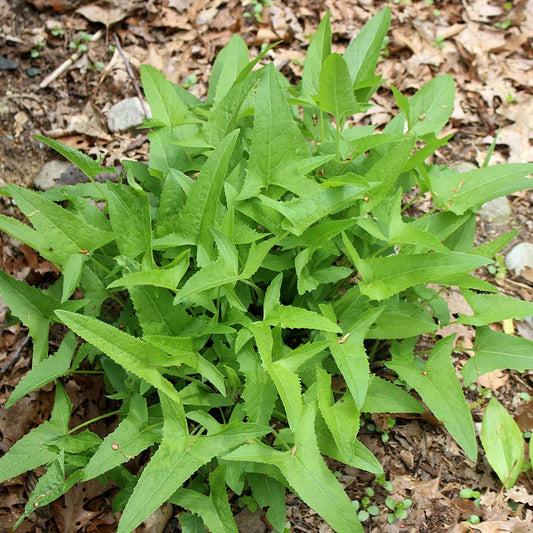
left=6, top=332, right=77, bottom=408
left=140, top=65, right=189, bottom=127
left=34, top=135, right=110, bottom=178
left=481, top=397, right=524, bottom=489
left=207, top=34, right=249, bottom=105
left=456, top=289, right=533, bottom=326
left=170, top=466, right=238, bottom=533
left=0, top=270, right=82, bottom=363
left=61, top=252, right=85, bottom=302
left=241, top=64, right=308, bottom=198
left=462, top=327, right=533, bottom=386
left=224, top=402, right=363, bottom=533
left=55, top=310, right=185, bottom=407
left=329, top=307, right=383, bottom=409
left=266, top=305, right=341, bottom=333
left=300, top=12, right=331, bottom=102
left=407, top=75, right=455, bottom=136
left=344, top=7, right=390, bottom=96
left=248, top=472, right=287, bottom=532
left=0, top=383, right=70, bottom=483
left=317, top=53, right=359, bottom=124
left=180, top=130, right=239, bottom=245
left=429, top=163, right=533, bottom=215
left=352, top=249, right=488, bottom=301
left=387, top=336, right=477, bottom=461
left=118, top=394, right=268, bottom=533
left=362, top=375, right=424, bottom=414
left=106, top=182, right=152, bottom=260
left=83, top=394, right=160, bottom=480
left=8, top=184, right=114, bottom=264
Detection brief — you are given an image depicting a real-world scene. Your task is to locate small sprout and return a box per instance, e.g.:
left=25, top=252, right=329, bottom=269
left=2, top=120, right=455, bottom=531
left=367, top=505, right=380, bottom=516
left=381, top=432, right=390, bottom=443
left=352, top=500, right=360, bottom=511
left=383, top=481, right=394, bottom=492
left=385, top=497, right=396, bottom=510
left=466, top=515, right=481, bottom=524
left=366, top=487, right=374, bottom=497
left=183, top=73, right=197, bottom=89
left=358, top=510, right=369, bottom=521
left=519, top=392, right=531, bottom=402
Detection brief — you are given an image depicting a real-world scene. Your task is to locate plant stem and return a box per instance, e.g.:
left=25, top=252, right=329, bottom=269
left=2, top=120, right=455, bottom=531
left=68, top=409, right=121, bottom=434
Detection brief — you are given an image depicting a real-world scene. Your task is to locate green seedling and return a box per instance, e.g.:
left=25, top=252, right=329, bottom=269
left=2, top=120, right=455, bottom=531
left=385, top=497, right=412, bottom=524
left=51, top=25, right=64, bottom=37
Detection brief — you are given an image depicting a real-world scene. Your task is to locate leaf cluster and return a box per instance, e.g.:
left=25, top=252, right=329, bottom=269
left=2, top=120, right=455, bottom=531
left=1, top=8, right=533, bottom=532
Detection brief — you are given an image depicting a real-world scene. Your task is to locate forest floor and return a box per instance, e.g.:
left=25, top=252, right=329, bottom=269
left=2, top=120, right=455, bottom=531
left=1, top=0, right=533, bottom=532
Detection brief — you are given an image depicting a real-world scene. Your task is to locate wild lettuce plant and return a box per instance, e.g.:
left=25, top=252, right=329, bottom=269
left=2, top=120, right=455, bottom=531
left=1, top=8, right=532, bottom=532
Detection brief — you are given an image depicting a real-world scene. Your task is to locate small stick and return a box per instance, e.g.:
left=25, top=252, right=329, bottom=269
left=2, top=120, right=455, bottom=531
left=39, top=29, right=104, bottom=89
left=0, top=333, right=30, bottom=376
left=112, top=33, right=150, bottom=119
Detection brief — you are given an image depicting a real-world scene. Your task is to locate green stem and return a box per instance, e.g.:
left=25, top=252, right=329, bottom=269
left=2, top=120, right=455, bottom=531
left=68, top=409, right=121, bottom=434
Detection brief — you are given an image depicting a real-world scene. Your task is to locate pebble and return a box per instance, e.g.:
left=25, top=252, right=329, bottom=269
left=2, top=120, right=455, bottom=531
left=0, top=56, right=18, bottom=70
left=34, top=160, right=117, bottom=190
left=505, top=242, right=533, bottom=280
left=478, top=196, right=512, bottom=224
left=26, top=67, right=40, bottom=78
left=106, top=97, right=149, bottom=132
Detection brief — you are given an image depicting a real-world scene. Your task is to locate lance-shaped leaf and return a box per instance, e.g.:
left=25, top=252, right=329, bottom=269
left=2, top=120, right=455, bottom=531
left=456, top=289, right=533, bottom=326
left=83, top=394, right=161, bottom=481
left=207, top=34, right=249, bottom=105
left=329, top=307, right=383, bottom=409
left=407, top=75, right=455, bottom=137
left=0, top=270, right=83, bottom=363
left=241, top=64, right=308, bottom=199
left=55, top=310, right=184, bottom=406
left=179, top=130, right=239, bottom=245
left=362, top=375, right=424, bottom=413
left=344, top=7, right=390, bottom=95
left=248, top=472, right=287, bottom=533
left=8, top=184, right=114, bottom=263
left=300, top=12, right=331, bottom=102
left=224, top=402, right=363, bottom=533
left=346, top=244, right=488, bottom=301
left=316, top=369, right=382, bottom=474
left=462, top=326, right=533, bottom=386
left=481, top=397, right=524, bottom=489
left=117, top=394, right=268, bottom=533
left=6, top=332, right=77, bottom=408
left=34, top=135, right=110, bottom=178
left=169, top=466, right=238, bottom=533
left=387, top=336, right=477, bottom=461
left=140, top=65, right=188, bottom=127
left=316, top=53, right=359, bottom=124
left=106, top=182, right=152, bottom=261
left=0, top=383, right=71, bottom=483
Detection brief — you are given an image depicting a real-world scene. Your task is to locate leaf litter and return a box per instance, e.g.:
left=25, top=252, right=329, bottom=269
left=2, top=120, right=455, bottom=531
left=1, top=0, right=533, bottom=531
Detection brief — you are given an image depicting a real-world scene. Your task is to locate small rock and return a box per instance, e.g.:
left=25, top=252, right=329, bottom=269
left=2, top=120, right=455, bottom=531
left=106, top=97, right=149, bottom=132
left=26, top=67, right=40, bottom=78
left=399, top=449, right=415, bottom=470
left=478, top=196, right=511, bottom=224
left=505, top=242, right=533, bottom=282
left=0, top=99, right=10, bottom=117
left=0, top=56, right=19, bottom=70
left=34, top=160, right=117, bottom=190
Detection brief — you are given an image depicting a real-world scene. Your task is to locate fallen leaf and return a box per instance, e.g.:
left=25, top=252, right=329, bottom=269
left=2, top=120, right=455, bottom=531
left=476, top=370, right=509, bottom=391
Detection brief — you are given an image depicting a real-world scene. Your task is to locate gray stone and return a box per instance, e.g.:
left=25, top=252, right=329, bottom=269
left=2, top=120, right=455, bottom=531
left=234, top=509, right=267, bottom=533
left=478, top=196, right=512, bottom=224
left=106, top=97, right=149, bottom=132
left=34, top=160, right=117, bottom=190
left=505, top=242, right=533, bottom=277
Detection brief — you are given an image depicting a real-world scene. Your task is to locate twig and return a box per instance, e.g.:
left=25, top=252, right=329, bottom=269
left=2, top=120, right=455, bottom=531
left=112, top=33, right=150, bottom=119
left=39, top=29, right=104, bottom=89
left=0, top=333, right=30, bottom=376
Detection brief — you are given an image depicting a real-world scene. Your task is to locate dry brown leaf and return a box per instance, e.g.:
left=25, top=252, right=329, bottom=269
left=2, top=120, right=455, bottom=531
left=76, top=1, right=143, bottom=27
left=476, top=370, right=509, bottom=391
left=505, top=486, right=533, bottom=506
left=514, top=400, right=533, bottom=432
left=470, top=520, right=533, bottom=533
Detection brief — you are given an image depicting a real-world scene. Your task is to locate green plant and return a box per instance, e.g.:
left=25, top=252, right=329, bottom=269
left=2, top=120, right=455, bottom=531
left=51, top=25, right=64, bottom=37
left=384, top=496, right=412, bottom=523
left=242, top=0, right=272, bottom=23
left=69, top=32, right=92, bottom=52
left=30, top=41, right=45, bottom=58
left=1, top=8, right=533, bottom=533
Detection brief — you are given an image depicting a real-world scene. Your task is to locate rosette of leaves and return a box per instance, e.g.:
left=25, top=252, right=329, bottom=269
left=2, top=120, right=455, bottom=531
left=1, top=8, right=532, bottom=533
